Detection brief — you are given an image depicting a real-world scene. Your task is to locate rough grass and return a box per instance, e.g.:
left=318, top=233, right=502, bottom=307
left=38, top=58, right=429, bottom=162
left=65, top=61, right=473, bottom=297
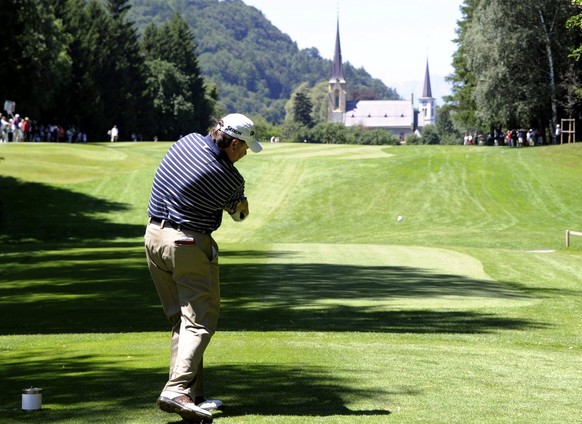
left=0, top=141, right=581, bottom=423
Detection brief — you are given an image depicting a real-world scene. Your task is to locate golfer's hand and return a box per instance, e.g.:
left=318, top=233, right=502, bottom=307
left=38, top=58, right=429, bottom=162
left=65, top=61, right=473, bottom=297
left=228, top=198, right=249, bottom=222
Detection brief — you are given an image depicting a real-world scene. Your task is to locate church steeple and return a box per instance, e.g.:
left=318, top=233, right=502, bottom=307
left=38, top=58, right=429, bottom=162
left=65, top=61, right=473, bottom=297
left=422, top=60, right=432, bottom=98
left=328, top=16, right=347, bottom=123
left=330, top=19, right=345, bottom=84
left=419, top=58, right=436, bottom=127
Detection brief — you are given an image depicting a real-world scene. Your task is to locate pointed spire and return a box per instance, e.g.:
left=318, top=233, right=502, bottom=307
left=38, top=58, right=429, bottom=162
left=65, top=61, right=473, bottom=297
left=330, top=17, right=345, bottom=83
left=422, top=59, right=432, bottom=98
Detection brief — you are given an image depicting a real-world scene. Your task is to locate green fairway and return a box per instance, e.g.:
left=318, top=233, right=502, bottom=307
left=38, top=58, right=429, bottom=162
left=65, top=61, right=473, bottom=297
left=0, top=141, right=581, bottom=423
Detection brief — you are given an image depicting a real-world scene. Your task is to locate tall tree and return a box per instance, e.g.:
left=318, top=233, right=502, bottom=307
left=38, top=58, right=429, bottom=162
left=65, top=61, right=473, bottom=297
left=143, top=58, right=195, bottom=140
left=57, top=0, right=101, bottom=133
left=309, top=81, right=330, bottom=125
left=141, top=14, right=213, bottom=138
left=101, top=0, right=152, bottom=139
left=445, top=0, right=480, bottom=132
left=452, top=0, right=579, bottom=134
left=284, top=83, right=313, bottom=125
left=0, top=0, right=70, bottom=120
left=293, top=91, right=314, bottom=128
left=564, top=1, right=582, bottom=117
left=55, top=0, right=152, bottom=140
left=436, top=106, right=461, bottom=145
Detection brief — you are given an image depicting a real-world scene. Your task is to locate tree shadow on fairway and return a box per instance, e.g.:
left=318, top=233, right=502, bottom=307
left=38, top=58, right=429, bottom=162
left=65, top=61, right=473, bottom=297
left=0, top=350, right=396, bottom=422
left=0, top=176, right=162, bottom=335
left=207, top=364, right=401, bottom=419
left=0, top=176, right=144, bottom=244
left=0, top=246, right=555, bottom=335
left=0, top=246, right=166, bottom=335
left=219, top=257, right=553, bottom=334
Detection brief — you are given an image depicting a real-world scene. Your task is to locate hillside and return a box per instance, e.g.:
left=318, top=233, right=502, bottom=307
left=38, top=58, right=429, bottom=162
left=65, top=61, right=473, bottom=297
left=128, top=0, right=399, bottom=122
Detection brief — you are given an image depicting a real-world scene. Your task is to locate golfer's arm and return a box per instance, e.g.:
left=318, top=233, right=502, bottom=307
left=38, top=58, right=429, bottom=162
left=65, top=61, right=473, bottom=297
left=224, top=197, right=248, bottom=214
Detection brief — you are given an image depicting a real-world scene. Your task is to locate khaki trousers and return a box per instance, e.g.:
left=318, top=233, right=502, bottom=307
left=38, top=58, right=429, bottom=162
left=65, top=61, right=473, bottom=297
left=144, top=222, right=220, bottom=398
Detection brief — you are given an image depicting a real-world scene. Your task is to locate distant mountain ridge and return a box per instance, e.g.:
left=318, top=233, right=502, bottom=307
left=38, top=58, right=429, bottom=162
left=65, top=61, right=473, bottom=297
left=128, top=0, right=399, bottom=123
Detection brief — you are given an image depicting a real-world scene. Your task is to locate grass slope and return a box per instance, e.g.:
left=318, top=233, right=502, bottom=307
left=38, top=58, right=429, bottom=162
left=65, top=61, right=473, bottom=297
left=0, top=142, right=581, bottom=423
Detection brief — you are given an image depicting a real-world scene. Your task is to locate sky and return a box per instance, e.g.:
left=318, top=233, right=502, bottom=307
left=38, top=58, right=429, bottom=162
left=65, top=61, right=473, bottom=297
left=242, top=0, right=464, bottom=103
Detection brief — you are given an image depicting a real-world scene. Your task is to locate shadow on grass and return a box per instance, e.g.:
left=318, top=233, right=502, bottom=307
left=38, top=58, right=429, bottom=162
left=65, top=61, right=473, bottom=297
left=0, top=245, right=552, bottom=335
left=0, top=176, right=144, bottom=244
left=208, top=364, right=401, bottom=418
left=0, top=350, right=395, bottom=422
left=0, top=176, right=552, bottom=335
left=0, top=247, right=165, bottom=334
left=218, top=260, right=549, bottom=334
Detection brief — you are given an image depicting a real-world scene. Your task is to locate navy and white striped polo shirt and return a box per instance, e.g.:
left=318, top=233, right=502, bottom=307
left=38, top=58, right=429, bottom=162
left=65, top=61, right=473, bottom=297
left=147, top=132, right=246, bottom=233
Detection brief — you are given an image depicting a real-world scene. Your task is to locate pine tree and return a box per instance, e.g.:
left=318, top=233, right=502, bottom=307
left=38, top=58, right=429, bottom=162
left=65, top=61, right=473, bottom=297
left=293, top=92, right=314, bottom=128
left=102, top=0, right=152, bottom=140
left=141, top=13, right=213, bottom=139
left=56, top=0, right=101, bottom=135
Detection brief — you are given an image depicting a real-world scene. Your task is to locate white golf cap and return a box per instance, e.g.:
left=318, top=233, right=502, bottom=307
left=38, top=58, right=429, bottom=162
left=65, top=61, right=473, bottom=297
left=218, top=113, right=262, bottom=153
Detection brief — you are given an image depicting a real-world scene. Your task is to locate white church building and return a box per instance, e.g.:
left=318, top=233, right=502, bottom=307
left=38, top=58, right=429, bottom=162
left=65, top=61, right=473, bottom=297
left=327, top=19, right=436, bottom=139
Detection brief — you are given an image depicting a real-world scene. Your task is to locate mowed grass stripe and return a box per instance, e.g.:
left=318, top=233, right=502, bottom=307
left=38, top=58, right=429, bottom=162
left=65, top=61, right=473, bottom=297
left=230, top=143, right=580, bottom=249
left=0, top=143, right=139, bottom=184
left=259, top=142, right=394, bottom=160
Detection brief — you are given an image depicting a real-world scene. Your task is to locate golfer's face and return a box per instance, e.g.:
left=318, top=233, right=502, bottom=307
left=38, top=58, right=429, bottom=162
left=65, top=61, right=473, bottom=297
left=227, top=139, right=249, bottom=163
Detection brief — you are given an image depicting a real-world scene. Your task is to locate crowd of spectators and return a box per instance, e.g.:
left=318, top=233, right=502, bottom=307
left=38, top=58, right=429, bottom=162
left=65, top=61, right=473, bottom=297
left=0, top=113, right=150, bottom=143
left=1, top=113, right=87, bottom=143
left=463, top=127, right=560, bottom=147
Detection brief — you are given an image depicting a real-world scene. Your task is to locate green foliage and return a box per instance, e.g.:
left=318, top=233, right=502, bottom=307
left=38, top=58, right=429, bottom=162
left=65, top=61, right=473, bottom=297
left=52, top=0, right=156, bottom=140
left=566, top=0, right=582, bottom=60
left=307, top=123, right=399, bottom=145
left=56, top=0, right=100, bottom=134
left=144, top=59, right=194, bottom=139
left=0, top=0, right=71, bottom=120
left=449, top=0, right=581, bottom=134
left=352, top=128, right=399, bottom=145
left=435, top=105, right=461, bottom=144
left=128, top=0, right=400, bottom=124
left=104, top=0, right=153, bottom=137
left=309, top=81, right=330, bottom=124
left=418, top=124, right=440, bottom=145
left=281, top=121, right=310, bottom=143
left=248, top=115, right=280, bottom=142
left=405, top=133, right=421, bottom=145
left=141, top=13, right=213, bottom=137
left=439, top=133, right=463, bottom=145
left=444, top=0, right=480, bottom=132
left=292, top=92, right=314, bottom=128
left=309, top=122, right=352, bottom=144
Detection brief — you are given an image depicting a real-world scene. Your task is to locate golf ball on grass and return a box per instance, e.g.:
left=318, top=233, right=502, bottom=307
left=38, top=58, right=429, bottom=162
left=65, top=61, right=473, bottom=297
left=397, top=215, right=403, bottom=222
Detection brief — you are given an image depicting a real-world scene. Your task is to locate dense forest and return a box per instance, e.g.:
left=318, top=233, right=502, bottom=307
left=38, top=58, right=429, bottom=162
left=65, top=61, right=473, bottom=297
left=2, top=0, right=582, bottom=144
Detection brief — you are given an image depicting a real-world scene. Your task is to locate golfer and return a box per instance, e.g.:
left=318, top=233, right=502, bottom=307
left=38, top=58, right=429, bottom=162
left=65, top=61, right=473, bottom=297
left=144, top=113, right=262, bottom=423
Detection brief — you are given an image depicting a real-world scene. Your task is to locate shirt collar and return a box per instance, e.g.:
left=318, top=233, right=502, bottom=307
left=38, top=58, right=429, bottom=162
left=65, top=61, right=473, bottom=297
left=203, top=134, right=221, bottom=156
left=203, top=133, right=233, bottom=164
